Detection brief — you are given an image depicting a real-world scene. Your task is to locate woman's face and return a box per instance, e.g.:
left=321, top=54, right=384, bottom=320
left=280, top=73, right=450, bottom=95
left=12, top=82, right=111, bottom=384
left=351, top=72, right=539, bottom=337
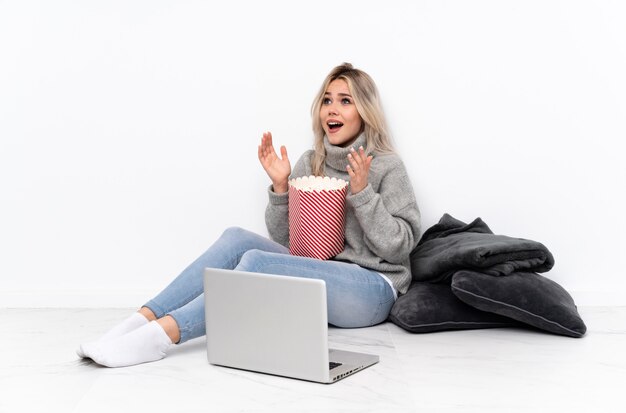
left=320, top=79, right=363, bottom=147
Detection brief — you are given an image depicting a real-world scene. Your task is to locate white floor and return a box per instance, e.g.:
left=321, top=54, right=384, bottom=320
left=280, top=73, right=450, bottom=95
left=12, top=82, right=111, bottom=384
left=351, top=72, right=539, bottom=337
left=1, top=307, right=625, bottom=413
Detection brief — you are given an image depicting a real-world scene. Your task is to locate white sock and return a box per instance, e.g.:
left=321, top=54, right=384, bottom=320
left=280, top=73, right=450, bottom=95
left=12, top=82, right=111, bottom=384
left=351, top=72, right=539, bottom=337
left=81, top=321, right=173, bottom=368
left=77, top=312, right=149, bottom=358
left=99, top=312, right=150, bottom=341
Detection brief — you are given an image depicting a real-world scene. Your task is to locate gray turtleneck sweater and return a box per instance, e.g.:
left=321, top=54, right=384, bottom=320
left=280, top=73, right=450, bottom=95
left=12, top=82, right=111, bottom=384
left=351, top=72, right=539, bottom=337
left=265, top=134, right=421, bottom=295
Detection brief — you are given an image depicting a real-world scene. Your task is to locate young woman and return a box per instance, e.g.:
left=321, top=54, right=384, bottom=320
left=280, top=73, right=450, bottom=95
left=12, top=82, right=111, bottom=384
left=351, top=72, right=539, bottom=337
left=78, top=63, right=421, bottom=367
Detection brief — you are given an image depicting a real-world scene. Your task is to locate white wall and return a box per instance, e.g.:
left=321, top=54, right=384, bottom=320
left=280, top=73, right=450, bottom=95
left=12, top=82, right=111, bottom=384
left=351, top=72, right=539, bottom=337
left=1, top=0, right=624, bottom=307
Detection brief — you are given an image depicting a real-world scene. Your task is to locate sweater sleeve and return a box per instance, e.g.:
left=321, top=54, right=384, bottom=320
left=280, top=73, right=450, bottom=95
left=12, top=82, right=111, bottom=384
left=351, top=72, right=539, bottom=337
left=264, top=152, right=311, bottom=248
left=346, top=156, right=421, bottom=264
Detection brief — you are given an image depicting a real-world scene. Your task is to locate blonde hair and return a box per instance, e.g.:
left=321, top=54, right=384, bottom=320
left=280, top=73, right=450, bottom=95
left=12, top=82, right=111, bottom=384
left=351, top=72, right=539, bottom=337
left=311, top=63, right=394, bottom=176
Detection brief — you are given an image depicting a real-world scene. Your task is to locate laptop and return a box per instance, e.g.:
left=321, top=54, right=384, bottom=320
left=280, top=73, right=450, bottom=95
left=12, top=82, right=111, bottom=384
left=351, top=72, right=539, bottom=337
left=203, top=268, right=379, bottom=384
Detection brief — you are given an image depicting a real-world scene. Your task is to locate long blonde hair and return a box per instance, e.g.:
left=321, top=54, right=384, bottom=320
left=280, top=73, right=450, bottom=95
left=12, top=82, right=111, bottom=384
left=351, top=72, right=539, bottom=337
left=311, top=63, right=394, bottom=176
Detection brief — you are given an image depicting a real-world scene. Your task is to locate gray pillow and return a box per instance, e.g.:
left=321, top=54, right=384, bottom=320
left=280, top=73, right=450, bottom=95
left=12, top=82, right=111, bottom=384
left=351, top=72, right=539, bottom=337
left=451, top=271, right=586, bottom=338
left=388, top=282, right=517, bottom=333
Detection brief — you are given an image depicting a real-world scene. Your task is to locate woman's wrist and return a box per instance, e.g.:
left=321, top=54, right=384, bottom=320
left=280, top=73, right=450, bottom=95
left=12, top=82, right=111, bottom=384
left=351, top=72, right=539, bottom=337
left=272, top=181, right=289, bottom=194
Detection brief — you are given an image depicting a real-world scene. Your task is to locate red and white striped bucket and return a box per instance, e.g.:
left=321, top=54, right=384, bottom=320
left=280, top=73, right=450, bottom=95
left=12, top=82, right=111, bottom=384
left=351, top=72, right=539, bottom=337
left=288, top=176, right=348, bottom=260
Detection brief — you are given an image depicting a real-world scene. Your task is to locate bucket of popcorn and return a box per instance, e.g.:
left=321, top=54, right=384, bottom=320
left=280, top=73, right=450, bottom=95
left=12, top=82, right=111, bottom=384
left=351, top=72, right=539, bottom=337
left=288, top=175, right=349, bottom=260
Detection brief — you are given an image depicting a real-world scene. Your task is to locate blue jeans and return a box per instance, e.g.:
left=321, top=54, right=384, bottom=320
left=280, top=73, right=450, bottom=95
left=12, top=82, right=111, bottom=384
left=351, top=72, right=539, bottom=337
left=144, top=227, right=395, bottom=343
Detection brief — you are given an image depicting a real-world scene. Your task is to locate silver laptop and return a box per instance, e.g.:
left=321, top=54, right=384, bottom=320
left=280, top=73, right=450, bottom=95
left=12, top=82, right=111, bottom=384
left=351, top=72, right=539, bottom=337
left=203, top=268, right=379, bottom=383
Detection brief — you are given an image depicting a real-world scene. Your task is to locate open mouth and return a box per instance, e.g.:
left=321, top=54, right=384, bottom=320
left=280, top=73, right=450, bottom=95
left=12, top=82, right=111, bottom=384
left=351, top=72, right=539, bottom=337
left=327, top=121, right=344, bottom=132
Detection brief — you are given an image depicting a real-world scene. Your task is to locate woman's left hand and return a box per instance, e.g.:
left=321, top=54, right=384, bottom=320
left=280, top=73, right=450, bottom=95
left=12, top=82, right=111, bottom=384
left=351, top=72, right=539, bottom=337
left=346, top=146, right=373, bottom=194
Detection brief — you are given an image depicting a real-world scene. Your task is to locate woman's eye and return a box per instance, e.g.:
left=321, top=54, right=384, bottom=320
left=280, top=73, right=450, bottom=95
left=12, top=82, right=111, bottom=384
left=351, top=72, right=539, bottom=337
left=322, top=98, right=331, bottom=105
left=341, top=98, right=351, bottom=104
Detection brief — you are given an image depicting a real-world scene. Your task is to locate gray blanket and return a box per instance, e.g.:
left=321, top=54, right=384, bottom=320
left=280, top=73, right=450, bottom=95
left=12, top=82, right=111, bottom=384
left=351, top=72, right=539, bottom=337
left=410, top=214, right=555, bottom=283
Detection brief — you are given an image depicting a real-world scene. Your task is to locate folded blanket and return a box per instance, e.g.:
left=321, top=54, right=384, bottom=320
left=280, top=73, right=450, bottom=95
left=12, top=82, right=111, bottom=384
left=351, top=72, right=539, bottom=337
left=410, top=214, right=555, bottom=283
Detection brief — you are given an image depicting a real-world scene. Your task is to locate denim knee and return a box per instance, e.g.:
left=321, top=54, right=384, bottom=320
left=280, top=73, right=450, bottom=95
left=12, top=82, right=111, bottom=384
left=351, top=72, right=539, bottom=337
left=236, top=249, right=268, bottom=272
left=219, top=226, right=253, bottom=244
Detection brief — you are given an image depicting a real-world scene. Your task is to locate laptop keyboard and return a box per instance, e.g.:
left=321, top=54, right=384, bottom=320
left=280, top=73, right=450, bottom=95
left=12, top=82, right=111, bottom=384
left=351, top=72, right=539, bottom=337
left=329, top=362, right=343, bottom=370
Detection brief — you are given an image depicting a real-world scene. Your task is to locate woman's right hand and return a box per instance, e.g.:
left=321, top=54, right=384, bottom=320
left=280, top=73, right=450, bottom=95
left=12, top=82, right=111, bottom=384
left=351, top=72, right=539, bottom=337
left=258, top=131, right=291, bottom=194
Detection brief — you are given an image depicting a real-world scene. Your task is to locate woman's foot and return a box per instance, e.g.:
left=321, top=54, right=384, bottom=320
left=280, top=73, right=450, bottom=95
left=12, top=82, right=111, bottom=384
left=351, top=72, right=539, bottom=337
left=80, top=321, right=172, bottom=367
left=77, top=312, right=149, bottom=358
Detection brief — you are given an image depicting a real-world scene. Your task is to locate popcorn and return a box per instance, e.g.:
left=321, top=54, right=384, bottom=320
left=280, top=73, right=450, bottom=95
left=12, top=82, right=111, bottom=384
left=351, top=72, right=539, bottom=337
left=288, top=176, right=349, bottom=260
